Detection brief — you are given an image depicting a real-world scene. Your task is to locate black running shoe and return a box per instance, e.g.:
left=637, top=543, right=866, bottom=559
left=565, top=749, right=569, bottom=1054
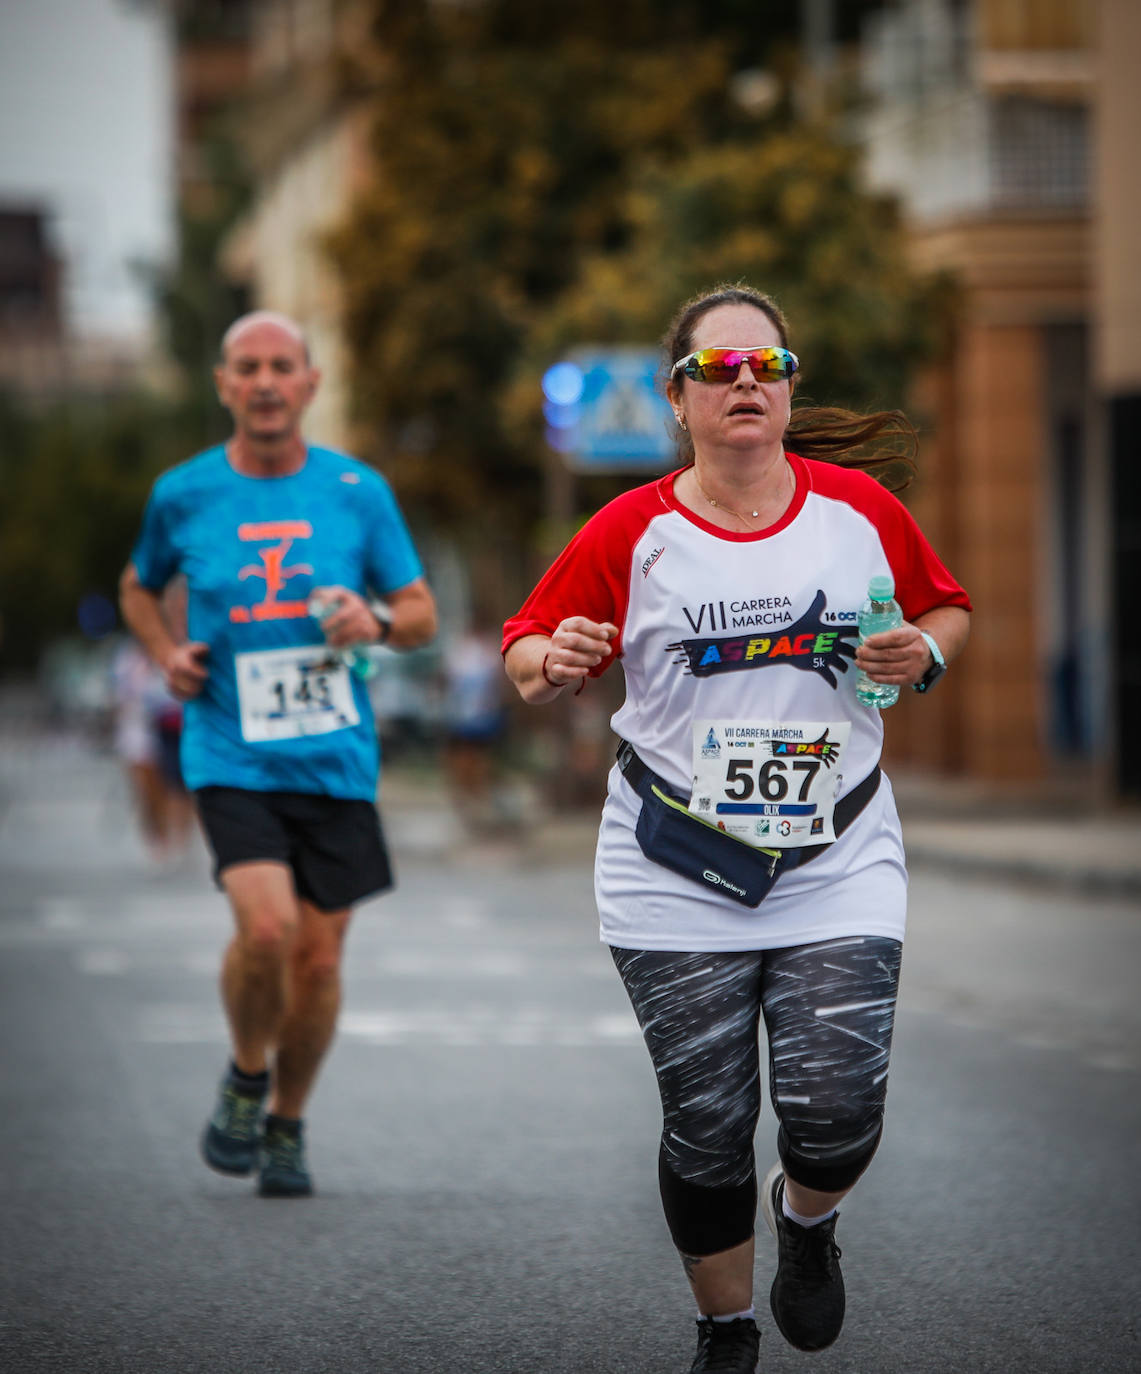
left=200, top=1077, right=265, bottom=1176
left=257, top=1117, right=313, bottom=1198
left=761, top=1163, right=845, bottom=1351
left=689, top=1316, right=760, bottom=1373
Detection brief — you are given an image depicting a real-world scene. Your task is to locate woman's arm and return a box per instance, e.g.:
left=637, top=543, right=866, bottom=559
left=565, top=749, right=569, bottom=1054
left=505, top=618, right=618, bottom=705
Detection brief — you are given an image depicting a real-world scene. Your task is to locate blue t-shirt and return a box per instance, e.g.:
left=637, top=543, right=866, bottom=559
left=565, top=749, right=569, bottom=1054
left=130, top=444, right=424, bottom=800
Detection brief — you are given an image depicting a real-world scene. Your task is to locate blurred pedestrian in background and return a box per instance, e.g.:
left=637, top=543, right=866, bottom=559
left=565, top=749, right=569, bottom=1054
left=120, top=311, right=437, bottom=1198
left=109, top=625, right=193, bottom=871
left=504, top=284, right=970, bottom=1373
left=441, top=611, right=509, bottom=833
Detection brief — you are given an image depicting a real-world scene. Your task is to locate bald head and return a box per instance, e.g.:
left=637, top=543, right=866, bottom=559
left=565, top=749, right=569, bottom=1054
left=220, top=311, right=311, bottom=366
left=214, top=311, right=320, bottom=453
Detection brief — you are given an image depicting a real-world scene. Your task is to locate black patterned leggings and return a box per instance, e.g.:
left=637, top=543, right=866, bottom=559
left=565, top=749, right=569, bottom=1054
left=611, top=937, right=902, bottom=1256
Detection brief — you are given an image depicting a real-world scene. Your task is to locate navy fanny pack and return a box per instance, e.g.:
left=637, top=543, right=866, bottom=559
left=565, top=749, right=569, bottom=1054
left=616, top=741, right=881, bottom=908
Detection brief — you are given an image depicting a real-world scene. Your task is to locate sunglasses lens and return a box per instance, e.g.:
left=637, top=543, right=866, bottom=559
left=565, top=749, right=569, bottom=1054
left=691, top=352, right=738, bottom=382
left=749, top=349, right=796, bottom=380
left=685, top=348, right=797, bottom=383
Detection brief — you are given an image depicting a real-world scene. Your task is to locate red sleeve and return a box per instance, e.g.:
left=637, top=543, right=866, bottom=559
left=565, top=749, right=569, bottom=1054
left=804, top=460, right=972, bottom=621
left=501, top=480, right=665, bottom=677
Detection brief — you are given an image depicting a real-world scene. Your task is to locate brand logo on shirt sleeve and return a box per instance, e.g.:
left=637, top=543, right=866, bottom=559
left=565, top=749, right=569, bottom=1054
left=641, top=546, right=666, bottom=577
left=666, top=590, right=856, bottom=687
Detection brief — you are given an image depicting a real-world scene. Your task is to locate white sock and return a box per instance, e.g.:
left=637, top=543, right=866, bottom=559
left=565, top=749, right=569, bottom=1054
left=708, top=1308, right=755, bottom=1324
left=782, top=1196, right=837, bottom=1228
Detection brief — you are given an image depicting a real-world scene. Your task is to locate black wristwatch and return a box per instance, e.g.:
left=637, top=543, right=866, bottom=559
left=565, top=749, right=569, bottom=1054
left=912, top=631, right=946, bottom=694
left=369, top=599, right=394, bottom=646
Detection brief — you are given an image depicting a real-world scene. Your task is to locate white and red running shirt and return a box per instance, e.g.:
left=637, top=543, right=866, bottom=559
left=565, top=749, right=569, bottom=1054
left=503, top=454, right=971, bottom=951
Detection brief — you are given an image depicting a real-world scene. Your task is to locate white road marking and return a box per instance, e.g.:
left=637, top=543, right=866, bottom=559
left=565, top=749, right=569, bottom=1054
left=76, top=949, right=131, bottom=975
left=371, top=951, right=530, bottom=977
left=135, top=1003, right=641, bottom=1047
left=40, top=898, right=86, bottom=930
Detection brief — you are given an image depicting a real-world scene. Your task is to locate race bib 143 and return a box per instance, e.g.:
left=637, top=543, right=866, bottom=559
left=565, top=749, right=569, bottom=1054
left=235, top=646, right=360, bottom=743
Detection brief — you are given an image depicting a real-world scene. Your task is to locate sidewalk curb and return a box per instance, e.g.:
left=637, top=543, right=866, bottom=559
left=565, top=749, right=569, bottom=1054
left=903, top=843, right=1141, bottom=899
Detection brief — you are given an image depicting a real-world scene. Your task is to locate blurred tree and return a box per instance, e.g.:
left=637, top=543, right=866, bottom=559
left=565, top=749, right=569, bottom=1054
left=505, top=128, right=950, bottom=456
left=0, top=393, right=191, bottom=670
left=156, top=128, right=252, bottom=450
left=329, top=0, right=753, bottom=536
left=330, top=0, right=943, bottom=554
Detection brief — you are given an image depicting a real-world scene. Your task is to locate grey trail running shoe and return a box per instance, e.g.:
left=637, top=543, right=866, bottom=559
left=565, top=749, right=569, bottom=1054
left=688, top=1317, right=760, bottom=1374
left=200, top=1077, right=265, bottom=1176
left=257, top=1117, right=313, bottom=1198
left=761, top=1163, right=845, bottom=1351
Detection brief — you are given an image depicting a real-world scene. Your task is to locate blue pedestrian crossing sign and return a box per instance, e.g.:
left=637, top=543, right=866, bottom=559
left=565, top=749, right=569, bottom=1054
left=542, top=347, right=675, bottom=472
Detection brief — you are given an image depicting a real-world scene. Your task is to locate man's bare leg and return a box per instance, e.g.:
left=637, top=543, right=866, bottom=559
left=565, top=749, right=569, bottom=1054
left=252, top=900, right=352, bottom=1197
left=270, top=900, right=352, bottom=1119
left=219, top=861, right=300, bottom=1073
left=201, top=862, right=298, bottom=1177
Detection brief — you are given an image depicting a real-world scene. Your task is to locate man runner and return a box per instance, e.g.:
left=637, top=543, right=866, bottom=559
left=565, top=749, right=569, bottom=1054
left=120, top=311, right=437, bottom=1196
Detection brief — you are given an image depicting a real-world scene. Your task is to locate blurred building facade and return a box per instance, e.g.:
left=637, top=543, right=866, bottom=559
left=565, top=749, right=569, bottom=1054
left=851, top=0, right=1140, bottom=801
left=0, top=0, right=176, bottom=389
left=0, top=206, right=66, bottom=397
left=211, top=0, right=375, bottom=450
left=0, top=202, right=164, bottom=399
left=175, top=0, right=254, bottom=219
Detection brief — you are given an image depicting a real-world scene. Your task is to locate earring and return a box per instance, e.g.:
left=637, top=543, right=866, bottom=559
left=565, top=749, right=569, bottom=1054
left=675, top=413, right=688, bottom=431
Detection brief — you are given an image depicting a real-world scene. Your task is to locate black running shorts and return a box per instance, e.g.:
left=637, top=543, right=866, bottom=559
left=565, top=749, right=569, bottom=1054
left=195, top=786, right=393, bottom=911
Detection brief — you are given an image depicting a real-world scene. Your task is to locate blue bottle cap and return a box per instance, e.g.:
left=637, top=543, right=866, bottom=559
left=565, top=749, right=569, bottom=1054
left=868, top=575, right=895, bottom=601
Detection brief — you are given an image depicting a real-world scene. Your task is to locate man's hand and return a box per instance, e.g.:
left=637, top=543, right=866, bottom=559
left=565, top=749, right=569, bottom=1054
left=162, top=642, right=210, bottom=700
left=853, top=624, right=932, bottom=687
left=310, top=586, right=382, bottom=648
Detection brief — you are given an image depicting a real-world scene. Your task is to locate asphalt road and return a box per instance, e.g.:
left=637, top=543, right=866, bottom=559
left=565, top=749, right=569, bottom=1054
left=1, top=736, right=1139, bottom=1373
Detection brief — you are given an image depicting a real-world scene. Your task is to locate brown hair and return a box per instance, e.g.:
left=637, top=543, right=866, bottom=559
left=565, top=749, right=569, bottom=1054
left=662, top=283, right=916, bottom=491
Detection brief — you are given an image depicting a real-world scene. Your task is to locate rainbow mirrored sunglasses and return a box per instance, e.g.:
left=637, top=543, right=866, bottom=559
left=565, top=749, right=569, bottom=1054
left=671, top=345, right=799, bottom=384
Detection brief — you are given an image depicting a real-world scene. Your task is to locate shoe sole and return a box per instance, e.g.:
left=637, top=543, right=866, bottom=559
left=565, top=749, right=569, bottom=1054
left=760, top=1161, right=783, bottom=1240
left=257, top=1179, right=314, bottom=1198
left=200, top=1128, right=256, bottom=1177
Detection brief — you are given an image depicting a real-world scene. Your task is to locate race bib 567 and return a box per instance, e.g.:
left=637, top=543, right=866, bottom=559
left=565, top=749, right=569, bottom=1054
left=689, top=719, right=851, bottom=849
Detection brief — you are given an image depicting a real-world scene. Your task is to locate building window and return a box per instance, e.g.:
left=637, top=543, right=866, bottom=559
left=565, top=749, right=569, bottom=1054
left=991, top=96, right=1089, bottom=208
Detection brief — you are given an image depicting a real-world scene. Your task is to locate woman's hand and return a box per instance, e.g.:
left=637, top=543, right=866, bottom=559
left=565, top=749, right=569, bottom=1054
left=854, top=623, right=932, bottom=687
left=855, top=605, right=968, bottom=689
left=543, top=617, right=619, bottom=687
left=504, top=619, right=618, bottom=704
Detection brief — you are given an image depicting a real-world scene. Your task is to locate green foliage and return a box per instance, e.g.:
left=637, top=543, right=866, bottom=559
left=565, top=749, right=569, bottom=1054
left=331, top=1, right=947, bottom=555
left=329, top=0, right=749, bottom=532
left=0, top=392, right=199, bottom=670
left=516, top=128, right=946, bottom=418
left=156, top=131, right=252, bottom=450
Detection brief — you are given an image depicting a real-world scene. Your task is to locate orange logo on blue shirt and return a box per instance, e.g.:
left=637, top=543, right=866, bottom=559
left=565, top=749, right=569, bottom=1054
left=229, top=521, right=313, bottom=623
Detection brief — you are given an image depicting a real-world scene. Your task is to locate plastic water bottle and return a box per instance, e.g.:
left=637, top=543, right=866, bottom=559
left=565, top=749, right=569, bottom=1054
left=855, top=575, right=902, bottom=709
left=307, top=595, right=377, bottom=681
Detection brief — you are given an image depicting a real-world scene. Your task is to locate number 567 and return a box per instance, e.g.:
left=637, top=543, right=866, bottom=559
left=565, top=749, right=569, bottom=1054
left=724, top=757, right=820, bottom=802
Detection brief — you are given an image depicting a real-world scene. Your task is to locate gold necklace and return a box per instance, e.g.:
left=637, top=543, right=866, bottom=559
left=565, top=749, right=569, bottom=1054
left=692, top=463, right=790, bottom=527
